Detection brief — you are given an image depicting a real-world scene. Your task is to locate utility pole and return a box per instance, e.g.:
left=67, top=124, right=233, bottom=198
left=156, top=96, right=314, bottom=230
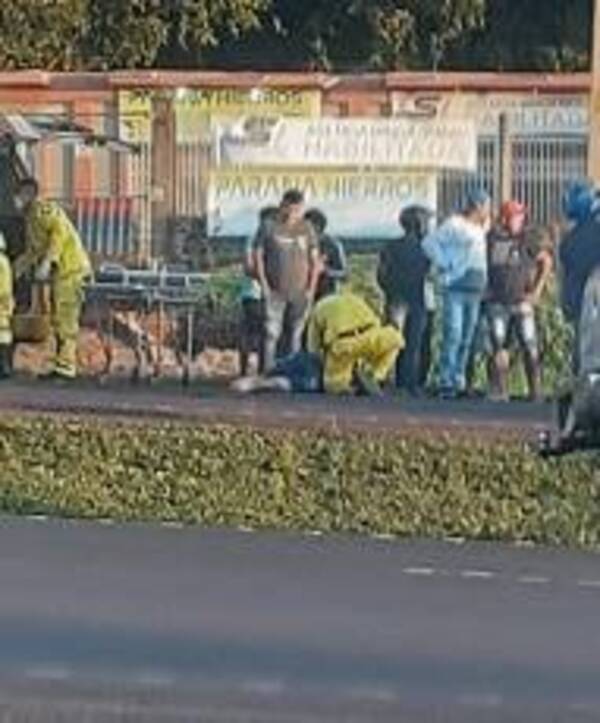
left=589, top=0, right=600, bottom=181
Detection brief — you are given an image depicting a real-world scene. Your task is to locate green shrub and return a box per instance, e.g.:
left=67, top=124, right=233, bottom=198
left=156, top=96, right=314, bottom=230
left=1, top=416, right=599, bottom=549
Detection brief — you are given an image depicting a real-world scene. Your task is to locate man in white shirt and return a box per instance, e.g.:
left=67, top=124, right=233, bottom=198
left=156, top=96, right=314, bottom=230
left=423, top=189, right=491, bottom=398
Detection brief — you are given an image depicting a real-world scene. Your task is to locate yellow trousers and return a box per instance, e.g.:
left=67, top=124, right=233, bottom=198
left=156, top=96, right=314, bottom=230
left=323, top=325, right=403, bottom=394
left=51, top=275, right=85, bottom=378
left=0, top=313, right=12, bottom=346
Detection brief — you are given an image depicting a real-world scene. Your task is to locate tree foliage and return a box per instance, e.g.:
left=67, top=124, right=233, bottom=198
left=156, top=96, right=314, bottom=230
left=454, top=0, right=590, bottom=71
left=0, top=0, right=270, bottom=71
left=0, top=0, right=86, bottom=70
left=0, top=0, right=592, bottom=72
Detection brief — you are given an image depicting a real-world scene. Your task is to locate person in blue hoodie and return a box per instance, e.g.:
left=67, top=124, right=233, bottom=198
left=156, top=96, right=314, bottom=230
left=423, top=189, right=491, bottom=398
left=559, top=180, right=600, bottom=375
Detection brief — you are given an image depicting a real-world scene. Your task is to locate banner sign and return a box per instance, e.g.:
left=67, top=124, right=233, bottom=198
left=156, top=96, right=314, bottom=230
left=392, top=91, right=588, bottom=137
left=207, top=169, right=437, bottom=238
left=215, top=117, right=477, bottom=171
left=176, top=88, right=321, bottom=143
left=118, top=92, right=152, bottom=143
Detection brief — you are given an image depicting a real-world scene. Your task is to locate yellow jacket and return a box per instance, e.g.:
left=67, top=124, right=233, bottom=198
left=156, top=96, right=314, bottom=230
left=0, top=252, right=14, bottom=326
left=307, top=292, right=380, bottom=355
left=15, top=200, right=91, bottom=280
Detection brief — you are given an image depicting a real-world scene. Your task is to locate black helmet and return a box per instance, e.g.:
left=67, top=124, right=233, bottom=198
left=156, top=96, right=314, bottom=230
left=305, top=208, right=328, bottom=233
left=399, top=205, right=433, bottom=238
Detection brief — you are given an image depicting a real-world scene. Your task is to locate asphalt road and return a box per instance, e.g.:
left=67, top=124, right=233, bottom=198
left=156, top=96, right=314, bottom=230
left=1, top=519, right=600, bottom=721
left=0, top=377, right=554, bottom=438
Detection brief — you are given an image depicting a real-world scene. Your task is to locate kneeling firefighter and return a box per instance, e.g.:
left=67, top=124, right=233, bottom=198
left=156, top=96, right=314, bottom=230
left=306, top=291, right=404, bottom=395
left=0, top=232, right=14, bottom=379
left=13, top=178, right=91, bottom=380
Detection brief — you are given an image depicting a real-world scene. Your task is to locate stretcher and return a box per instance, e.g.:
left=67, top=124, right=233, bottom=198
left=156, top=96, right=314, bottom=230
left=86, top=265, right=210, bottom=384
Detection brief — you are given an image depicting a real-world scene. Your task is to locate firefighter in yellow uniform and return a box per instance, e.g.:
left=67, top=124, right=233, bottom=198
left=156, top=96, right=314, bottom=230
left=13, top=178, right=91, bottom=380
left=0, top=232, right=14, bottom=379
left=307, top=290, right=403, bottom=394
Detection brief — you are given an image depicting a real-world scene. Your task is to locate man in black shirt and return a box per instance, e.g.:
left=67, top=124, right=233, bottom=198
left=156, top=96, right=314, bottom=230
left=304, top=209, right=347, bottom=302
left=377, top=205, right=432, bottom=395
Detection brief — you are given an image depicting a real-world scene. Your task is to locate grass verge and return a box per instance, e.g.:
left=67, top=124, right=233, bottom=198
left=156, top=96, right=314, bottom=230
left=1, top=415, right=599, bottom=549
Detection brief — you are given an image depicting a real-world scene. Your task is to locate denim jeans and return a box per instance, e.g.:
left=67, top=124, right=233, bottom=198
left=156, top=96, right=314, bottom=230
left=439, top=288, right=482, bottom=393
left=386, top=301, right=427, bottom=393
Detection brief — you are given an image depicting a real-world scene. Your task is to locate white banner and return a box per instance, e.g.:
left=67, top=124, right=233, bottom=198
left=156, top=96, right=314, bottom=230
left=208, top=169, right=437, bottom=238
left=215, top=117, right=477, bottom=171
left=392, top=91, right=588, bottom=137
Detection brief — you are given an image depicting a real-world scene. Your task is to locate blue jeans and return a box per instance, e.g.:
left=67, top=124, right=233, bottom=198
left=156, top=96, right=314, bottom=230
left=440, top=288, right=482, bottom=392
left=270, top=352, right=322, bottom=393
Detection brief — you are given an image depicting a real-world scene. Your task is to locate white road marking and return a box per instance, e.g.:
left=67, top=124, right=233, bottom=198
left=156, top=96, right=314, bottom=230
left=517, top=575, right=551, bottom=585
left=25, top=515, right=48, bottom=522
left=305, top=530, right=324, bottom=537
left=402, top=567, right=436, bottom=577
left=577, top=579, right=600, bottom=589
left=25, top=666, right=72, bottom=681
left=135, top=672, right=176, bottom=687
left=513, top=539, right=536, bottom=548
left=238, top=526, right=255, bottom=533
left=444, top=536, right=466, bottom=545
left=373, top=533, right=396, bottom=541
left=460, top=570, right=496, bottom=580
left=161, top=521, right=185, bottom=530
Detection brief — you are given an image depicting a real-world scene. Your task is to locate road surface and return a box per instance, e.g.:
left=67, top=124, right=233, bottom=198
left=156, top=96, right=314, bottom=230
left=0, top=377, right=554, bottom=438
left=0, top=519, right=599, bottom=721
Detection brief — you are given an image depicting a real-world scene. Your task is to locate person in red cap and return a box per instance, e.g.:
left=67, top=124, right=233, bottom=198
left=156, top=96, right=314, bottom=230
left=485, top=200, right=552, bottom=401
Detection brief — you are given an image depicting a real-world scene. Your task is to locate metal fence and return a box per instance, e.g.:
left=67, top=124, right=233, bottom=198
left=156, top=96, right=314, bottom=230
left=439, top=135, right=588, bottom=224
left=74, top=195, right=146, bottom=261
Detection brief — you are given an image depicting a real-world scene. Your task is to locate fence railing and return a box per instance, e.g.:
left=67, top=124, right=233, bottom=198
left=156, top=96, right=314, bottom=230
left=53, top=195, right=151, bottom=264
left=439, top=135, right=588, bottom=224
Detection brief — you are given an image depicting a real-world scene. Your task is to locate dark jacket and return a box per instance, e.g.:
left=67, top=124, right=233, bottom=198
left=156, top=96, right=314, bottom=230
left=487, top=227, right=538, bottom=306
left=315, top=234, right=347, bottom=301
left=559, top=216, right=600, bottom=322
left=377, top=233, right=430, bottom=306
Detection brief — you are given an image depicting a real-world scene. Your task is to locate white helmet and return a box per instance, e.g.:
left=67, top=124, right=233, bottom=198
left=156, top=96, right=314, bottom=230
left=0, top=232, right=6, bottom=253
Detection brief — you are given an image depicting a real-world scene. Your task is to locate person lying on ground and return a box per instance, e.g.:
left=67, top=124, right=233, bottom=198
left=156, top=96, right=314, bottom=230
left=232, top=291, right=404, bottom=397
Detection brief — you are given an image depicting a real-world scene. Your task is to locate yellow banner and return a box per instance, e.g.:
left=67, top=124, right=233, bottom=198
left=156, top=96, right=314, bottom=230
left=177, top=87, right=320, bottom=118
left=118, top=92, right=152, bottom=143
left=176, top=88, right=321, bottom=142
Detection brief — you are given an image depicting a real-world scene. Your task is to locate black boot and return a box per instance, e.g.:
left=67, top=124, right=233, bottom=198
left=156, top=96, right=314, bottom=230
left=0, top=344, right=12, bottom=379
